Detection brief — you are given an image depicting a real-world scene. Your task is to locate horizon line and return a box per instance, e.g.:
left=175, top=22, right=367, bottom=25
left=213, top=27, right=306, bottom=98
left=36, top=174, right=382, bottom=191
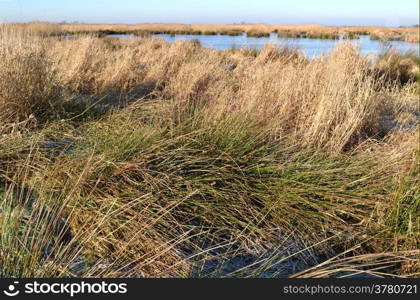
left=3, top=21, right=420, bottom=28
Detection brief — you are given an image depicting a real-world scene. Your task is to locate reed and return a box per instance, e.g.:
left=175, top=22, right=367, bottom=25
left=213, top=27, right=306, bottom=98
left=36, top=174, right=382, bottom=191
left=343, top=32, right=360, bottom=39
left=246, top=31, right=270, bottom=38
left=0, top=25, right=418, bottom=278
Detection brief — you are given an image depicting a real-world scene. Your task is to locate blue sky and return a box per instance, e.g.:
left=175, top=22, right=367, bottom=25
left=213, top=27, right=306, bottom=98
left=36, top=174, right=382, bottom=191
left=0, top=0, right=418, bottom=26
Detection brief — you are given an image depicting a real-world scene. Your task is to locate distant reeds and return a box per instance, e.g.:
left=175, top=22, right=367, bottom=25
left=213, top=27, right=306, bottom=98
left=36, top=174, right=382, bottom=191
left=246, top=31, right=270, bottom=38
left=343, top=32, right=360, bottom=40
left=9, top=22, right=418, bottom=42
left=220, top=30, right=243, bottom=36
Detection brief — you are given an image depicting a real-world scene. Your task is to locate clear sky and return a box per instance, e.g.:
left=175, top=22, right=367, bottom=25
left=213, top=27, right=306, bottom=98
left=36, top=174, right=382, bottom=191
left=0, top=0, right=418, bottom=26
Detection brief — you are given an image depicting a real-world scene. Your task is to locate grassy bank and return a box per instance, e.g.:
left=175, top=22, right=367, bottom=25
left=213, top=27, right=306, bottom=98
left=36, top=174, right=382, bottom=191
left=0, top=24, right=419, bottom=277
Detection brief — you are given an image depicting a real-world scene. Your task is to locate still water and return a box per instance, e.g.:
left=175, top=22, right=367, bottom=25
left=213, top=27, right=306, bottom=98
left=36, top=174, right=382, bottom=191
left=105, top=33, right=419, bottom=58
left=149, top=33, right=419, bottom=58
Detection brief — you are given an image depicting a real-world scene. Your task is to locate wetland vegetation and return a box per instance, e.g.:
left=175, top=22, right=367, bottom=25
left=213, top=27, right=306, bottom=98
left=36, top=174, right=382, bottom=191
left=0, top=23, right=419, bottom=278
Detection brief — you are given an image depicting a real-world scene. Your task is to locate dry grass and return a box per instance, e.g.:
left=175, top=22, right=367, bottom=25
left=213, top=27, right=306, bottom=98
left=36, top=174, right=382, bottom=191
left=48, top=36, right=144, bottom=94
left=55, top=23, right=420, bottom=42
left=0, top=25, right=59, bottom=122
left=0, top=24, right=419, bottom=278
left=7, top=22, right=419, bottom=42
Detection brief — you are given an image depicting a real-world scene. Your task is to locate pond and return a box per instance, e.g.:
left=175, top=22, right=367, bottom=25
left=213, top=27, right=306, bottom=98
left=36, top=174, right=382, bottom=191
left=104, top=33, right=419, bottom=58
left=152, top=33, right=419, bottom=57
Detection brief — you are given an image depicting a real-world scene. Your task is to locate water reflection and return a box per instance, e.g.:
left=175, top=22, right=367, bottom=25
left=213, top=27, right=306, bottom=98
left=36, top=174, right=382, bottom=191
left=150, top=33, right=419, bottom=58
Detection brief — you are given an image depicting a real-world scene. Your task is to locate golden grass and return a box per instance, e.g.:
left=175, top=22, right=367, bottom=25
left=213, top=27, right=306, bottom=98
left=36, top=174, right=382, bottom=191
left=0, top=24, right=418, bottom=277
left=0, top=25, right=59, bottom=122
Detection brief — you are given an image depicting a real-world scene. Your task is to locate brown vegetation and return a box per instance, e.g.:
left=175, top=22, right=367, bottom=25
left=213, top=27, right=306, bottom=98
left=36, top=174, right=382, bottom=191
left=0, top=24, right=419, bottom=278
left=6, top=22, right=420, bottom=42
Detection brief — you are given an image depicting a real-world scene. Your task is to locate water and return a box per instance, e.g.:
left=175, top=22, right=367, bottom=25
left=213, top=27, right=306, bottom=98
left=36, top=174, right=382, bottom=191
left=104, top=34, right=136, bottom=39
left=145, top=33, right=419, bottom=58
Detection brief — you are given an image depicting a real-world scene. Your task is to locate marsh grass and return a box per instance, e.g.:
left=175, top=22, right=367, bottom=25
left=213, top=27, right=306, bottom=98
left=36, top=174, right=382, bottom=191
left=53, top=23, right=420, bottom=43
left=343, top=32, right=360, bottom=40
left=0, top=25, right=60, bottom=122
left=13, top=23, right=419, bottom=42
left=246, top=31, right=270, bottom=38
left=0, top=25, right=419, bottom=277
left=307, top=32, right=340, bottom=40
left=220, top=30, right=243, bottom=36
left=375, top=49, right=420, bottom=85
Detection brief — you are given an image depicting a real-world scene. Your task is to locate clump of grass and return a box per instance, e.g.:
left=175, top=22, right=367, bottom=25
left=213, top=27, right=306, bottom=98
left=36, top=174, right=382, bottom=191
left=278, top=31, right=308, bottom=39
left=246, top=31, right=270, bottom=38
left=133, top=30, right=151, bottom=38
left=27, top=106, right=392, bottom=275
left=385, top=161, right=419, bottom=251
left=343, top=32, right=360, bottom=40
left=387, top=35, right=405, bottom=41
left=369, top=33, right=406, bottom=42
left=307, top=32, right=339, bottom=40
left=0, top=26, right=60, bottom=123
left=202, top=31, right=218, bottom=35
left=189, top=38, right=201, bottom=47
left=375, top=50, right=420, bottom=85
left=220, top=30, right=243, bottom=36
left=48, top=35, right=145, bottom=94
left=370, top=34, right=382, bottom=41
left=404, top=34, right=420, bottom=43
left=351, top=30, right=370, bottom=36
left=239, top=47, right=260, bottom=57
